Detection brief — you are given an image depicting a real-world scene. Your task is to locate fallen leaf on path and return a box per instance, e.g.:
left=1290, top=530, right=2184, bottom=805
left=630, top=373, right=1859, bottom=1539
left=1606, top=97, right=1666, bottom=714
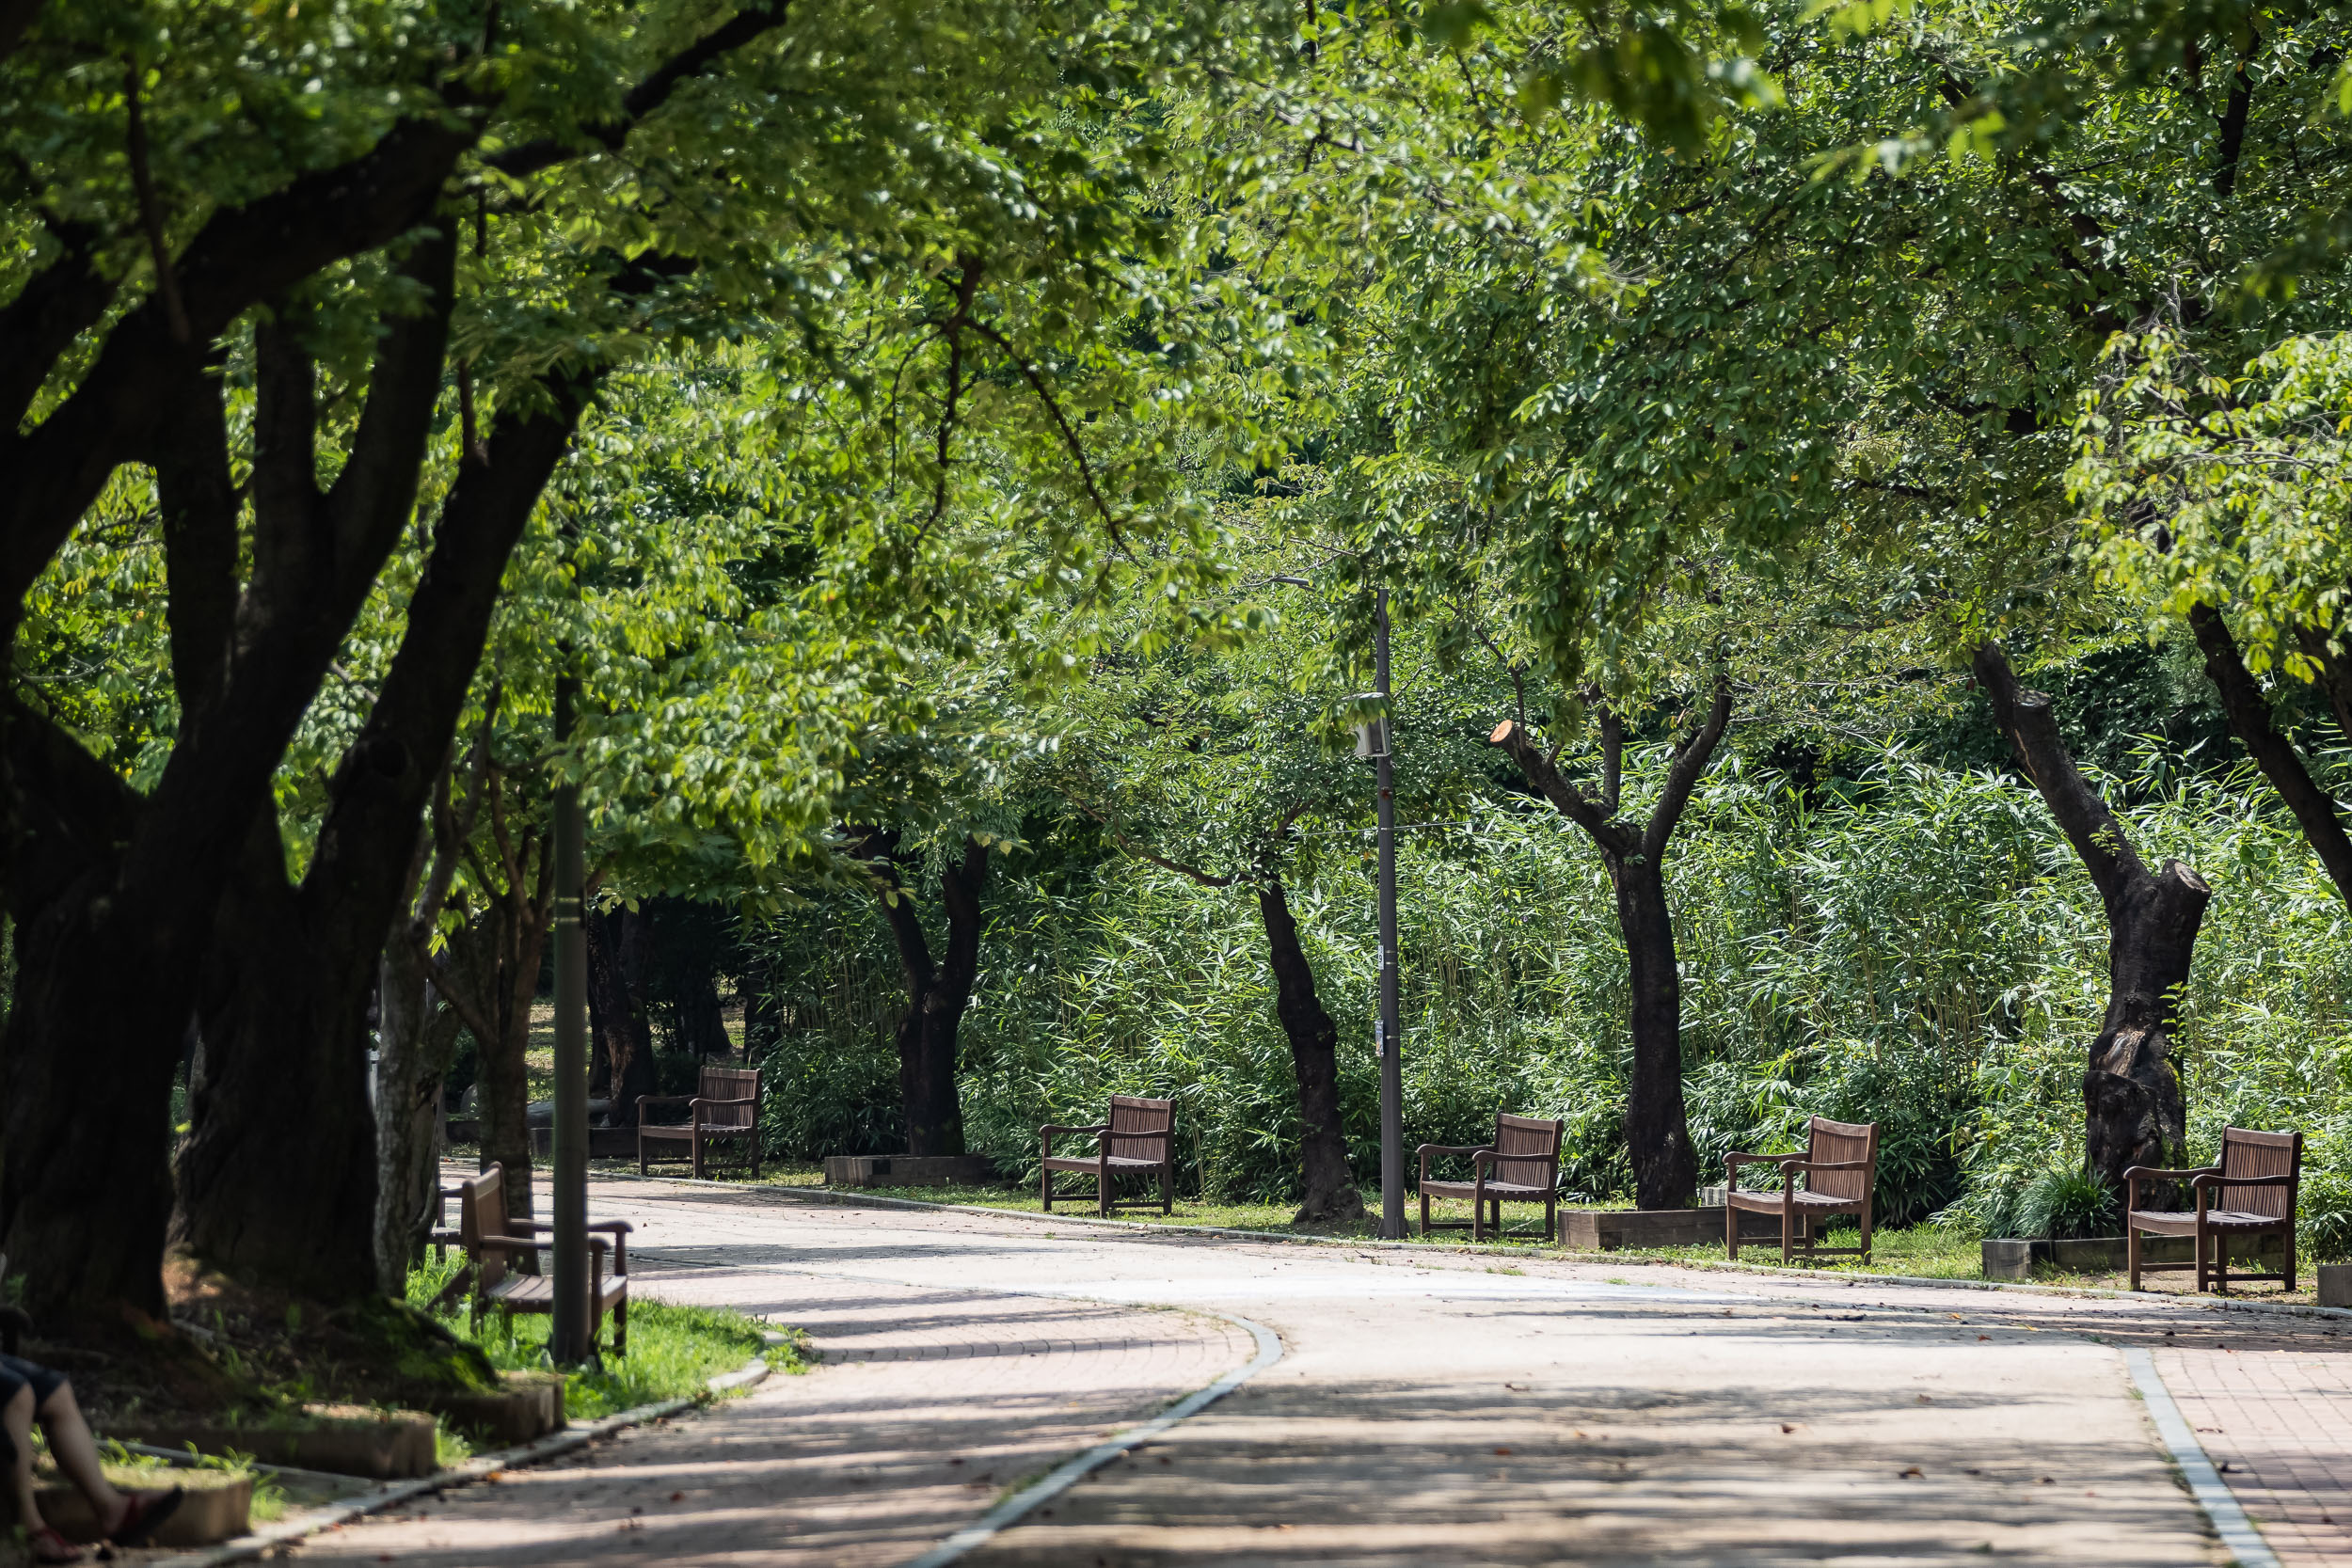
left=1493, top=1448, right=1512, bottom=1456
left=669, top=1492, right=684, bottom=1502
left=1899, top=1466, right=1923, bottom=1480
left=1781, top=1424, right=1797, bottom=1433
left=1917, top=1394, right=1933, bottom=1403
left=1978, top=1335, right=1991, bottom=1340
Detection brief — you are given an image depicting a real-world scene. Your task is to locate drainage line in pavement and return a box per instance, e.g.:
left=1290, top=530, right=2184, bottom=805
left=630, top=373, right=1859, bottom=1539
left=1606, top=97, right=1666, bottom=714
left=2125, top=1347, right=2280, bottom=1568
left=897, top=1311, right=1285, bottom=1568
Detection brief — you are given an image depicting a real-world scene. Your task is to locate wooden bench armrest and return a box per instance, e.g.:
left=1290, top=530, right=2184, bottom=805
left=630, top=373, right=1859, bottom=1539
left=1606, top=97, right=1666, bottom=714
left=2125, top=1164, right=2218, bottom=1184
left=1418, top=1144, right=1493, bottom=1179
left=1040, top=1124, right=1110, bottom=1136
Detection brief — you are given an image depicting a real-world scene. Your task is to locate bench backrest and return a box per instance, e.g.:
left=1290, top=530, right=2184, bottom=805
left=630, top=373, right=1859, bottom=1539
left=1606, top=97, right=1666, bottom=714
left=2218, top=1126, right=2300, bottom=1220
left=1804, top=1117, right=1877, bottom=1203
left=457, top=1166, right=515, bottom=1291
left=699, top=1065, right=760, bottom=1130
left=1106, top=1095, right=1174, bottom=1163
left=1490, top=1112, right=1565, bottom=1189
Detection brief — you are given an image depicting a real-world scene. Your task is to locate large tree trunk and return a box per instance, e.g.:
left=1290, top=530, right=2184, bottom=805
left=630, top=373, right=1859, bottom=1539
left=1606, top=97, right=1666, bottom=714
left=1257, top=875, right=1363, bottom=1224
left=1491, top=678, right=1728, bottom=1212
left=1613, top=859, right=1697, bottom=1212
left=170, top=375, right=585, bottom=1302
left=1975, top=642, right=2209, bottom=1187
left=375, top=939, right=466, bottom=1291
left=585, top=906, right=657, bottom=1126
left=860, top=831, right=988, bottom=1158
left=2191, top=604, right=2352, bottom=911
left=173, top=820, right=379, bottom=1300
left=2, top=260, right=453, bottom=1324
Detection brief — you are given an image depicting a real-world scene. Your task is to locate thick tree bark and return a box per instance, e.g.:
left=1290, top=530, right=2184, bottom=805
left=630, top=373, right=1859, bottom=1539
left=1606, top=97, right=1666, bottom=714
left=2, top=239, right=457, bottom=1324
left=375, top=942, right=466, bottom=1290
left=174, top=818, right=380, bottom=1300
left=2191, top=605, right=2352, bottom=912
left=1258, top=874, right=1363, bottom=1224
left=857, top=830, right=988, bottom=1158
left=1975, top=642, right=2209, bottom=1188
left=169, top=370, right=588, bottom=1302
left=1490, top=679, right=1730, bottom=1212
left=585, top=906, right=657, bottom=1125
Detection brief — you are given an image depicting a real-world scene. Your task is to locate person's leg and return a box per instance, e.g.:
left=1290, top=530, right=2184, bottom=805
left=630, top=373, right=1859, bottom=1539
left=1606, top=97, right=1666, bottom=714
left=34, top=1382, right=123, bottom=1532
left=6, top=1381, right=44, bottom=1533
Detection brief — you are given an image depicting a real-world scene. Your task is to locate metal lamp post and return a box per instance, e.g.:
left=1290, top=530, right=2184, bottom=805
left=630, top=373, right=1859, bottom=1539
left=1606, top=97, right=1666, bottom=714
left=1277, top=575, right=1406, bottom=1240
left=1369, top=589, right=1404, bottom=1240
left=549, top=671, right=591, bottom=1364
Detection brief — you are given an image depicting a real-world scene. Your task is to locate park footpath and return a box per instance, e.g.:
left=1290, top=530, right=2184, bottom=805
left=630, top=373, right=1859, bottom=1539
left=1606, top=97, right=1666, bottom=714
left=274, top=1171, right=2352, bottom=1567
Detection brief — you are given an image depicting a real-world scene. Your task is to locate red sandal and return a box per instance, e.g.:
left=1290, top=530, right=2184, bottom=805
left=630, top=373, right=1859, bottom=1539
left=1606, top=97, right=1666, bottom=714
left=26, top=1524, right=84, bottom=1563
left=105, top=1486, right=183, bottom=1546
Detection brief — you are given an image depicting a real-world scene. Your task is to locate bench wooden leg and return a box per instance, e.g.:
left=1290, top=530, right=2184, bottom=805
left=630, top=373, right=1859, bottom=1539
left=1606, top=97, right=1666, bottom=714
left=691, top=1128, right=705, bottom=1181
left=1781, top=1194, right=1794, bottom=1265
left=1041, top=1165, right=1053, bottom=1212
left=1420, top=1188, right=1430, bottom=1238
left=1161, top=1163, right=1172, bottom=1215
left=638, top=1136, right=647, bottom=1176
left=1545, top=1194, right=1555, bottom=1244
left=1726, top=1201, right=1738, bottom=1260
left=2285, top=1227, right=2297, bottom=1292
left=1859, top=1200, right=1872, bottom=1265
left=1098, top=1159, right=1110, bottom=1217
left=2128, top=1225, right=2140, bottom=1291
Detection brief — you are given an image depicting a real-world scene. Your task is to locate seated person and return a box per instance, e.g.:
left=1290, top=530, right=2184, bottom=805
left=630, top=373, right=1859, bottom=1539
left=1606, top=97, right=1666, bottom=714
left=3, top=1353, right=181, bottom=1564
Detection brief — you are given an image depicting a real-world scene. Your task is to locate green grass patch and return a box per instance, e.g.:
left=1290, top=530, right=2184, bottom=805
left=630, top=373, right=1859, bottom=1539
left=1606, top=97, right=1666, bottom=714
left=404, top=1255, right=789, bottom=1421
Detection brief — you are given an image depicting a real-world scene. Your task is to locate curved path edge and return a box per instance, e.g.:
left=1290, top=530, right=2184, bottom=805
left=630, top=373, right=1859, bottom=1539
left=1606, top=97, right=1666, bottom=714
left=146, top=1354, right=778, bottom=1568
left=896, top=1310, right=1284, bottom=1568
left=2126, top=1348, right=2283, bottom=1568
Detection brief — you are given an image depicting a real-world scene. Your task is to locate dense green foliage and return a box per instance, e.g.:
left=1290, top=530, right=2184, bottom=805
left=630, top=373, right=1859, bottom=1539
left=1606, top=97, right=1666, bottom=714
left=754, top=692, right=2352, bottom=1250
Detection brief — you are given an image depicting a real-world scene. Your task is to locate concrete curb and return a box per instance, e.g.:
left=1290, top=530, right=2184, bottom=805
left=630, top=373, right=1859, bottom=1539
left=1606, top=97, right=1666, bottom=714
left=2128, top=1347, right=2281, bottom=1567
left=606, top=1171, right=2352, bottom=1326
left=145, top=1342, right=779, bottom=1568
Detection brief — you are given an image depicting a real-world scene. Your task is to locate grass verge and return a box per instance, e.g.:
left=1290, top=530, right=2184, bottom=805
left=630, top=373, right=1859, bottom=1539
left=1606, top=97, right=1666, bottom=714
left=405, top=1252, right=793, bottom=1422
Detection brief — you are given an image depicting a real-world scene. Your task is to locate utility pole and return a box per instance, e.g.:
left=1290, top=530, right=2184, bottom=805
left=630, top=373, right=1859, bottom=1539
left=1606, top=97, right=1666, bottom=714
left=549, top=670, right=590, bottom=1363
left=1372, top=588, right=1404, bottom=1240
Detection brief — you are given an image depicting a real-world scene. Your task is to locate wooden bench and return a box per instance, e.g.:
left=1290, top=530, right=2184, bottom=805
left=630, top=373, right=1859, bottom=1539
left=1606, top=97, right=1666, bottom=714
left=2127, top=1127, right=2301, bottom=1293
left=454, top=1166, right=632, bottom=1355
left=638, top=1065, right=762, bottom=1180
left=1726, top=1116, right=1877, bottom=1264
left=1041, top=1095, right=1174, bottom=1215
left=1416, top=1113, right=1564, bottom=1242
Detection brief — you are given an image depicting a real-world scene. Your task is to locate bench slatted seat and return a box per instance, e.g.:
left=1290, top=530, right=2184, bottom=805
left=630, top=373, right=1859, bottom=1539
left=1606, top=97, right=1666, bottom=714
left=1725, top=1116, right=1877, bottom=1265
left=638, top=1064, right=762, bottom=1180
left=456, top=1165, right=632, bottom=1355
left=1417, top=1113, right=1565, bottom=1242
left=2127, top=1127, right=2301, bottom=1293
left=1041, top=1095, right=1174, bottom=1215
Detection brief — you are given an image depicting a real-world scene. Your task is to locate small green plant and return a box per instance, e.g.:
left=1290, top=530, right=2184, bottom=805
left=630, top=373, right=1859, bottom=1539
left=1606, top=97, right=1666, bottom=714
left=2014, top=1167, right=2117, bottom=1240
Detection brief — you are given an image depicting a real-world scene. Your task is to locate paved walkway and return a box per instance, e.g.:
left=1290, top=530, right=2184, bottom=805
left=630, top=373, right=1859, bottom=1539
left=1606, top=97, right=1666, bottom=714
left=291, top=1175, right=2352, bottom=1566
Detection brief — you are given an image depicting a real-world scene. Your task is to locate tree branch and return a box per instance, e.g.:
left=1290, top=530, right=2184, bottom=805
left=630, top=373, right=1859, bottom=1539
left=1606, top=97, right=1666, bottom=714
left=1641, top=674, right=1732, bottom=864
left=1973, top=640, right=2145, bottom=906
left=2192, top=603, right=2352, bottom=909
left=1488, top=719, right=1629, bottom=857
left=483, top=0, right=795, bottom=178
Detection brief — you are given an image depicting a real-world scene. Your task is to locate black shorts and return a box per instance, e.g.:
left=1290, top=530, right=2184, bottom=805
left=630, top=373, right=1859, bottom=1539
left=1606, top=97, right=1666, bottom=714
left=0, top=1353, right=66, bottom=1412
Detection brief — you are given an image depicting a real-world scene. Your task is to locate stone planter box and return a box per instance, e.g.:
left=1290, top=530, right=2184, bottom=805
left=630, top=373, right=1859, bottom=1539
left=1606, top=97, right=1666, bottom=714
left=39, top=1469, right=251, bottom=1546
left=427, top=1370, right=566, bottom=1444
left=824, top=1154, right=997, bottom=1188
left=1981, top=1232, right=2287, bottom=1281
left=1560, top=1207, right=1785, bottom=1250
left=120, top=1404, right=437, bottom=1480
left=2319, top=1263, right=2352, bottom=1307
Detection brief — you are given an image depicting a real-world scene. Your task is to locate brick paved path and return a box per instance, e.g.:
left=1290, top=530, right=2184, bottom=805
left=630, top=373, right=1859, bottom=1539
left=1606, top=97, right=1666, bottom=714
left=291, top=1255, right=1250, bottom=1567
left=290, top=1173, right=2352, bottom=1565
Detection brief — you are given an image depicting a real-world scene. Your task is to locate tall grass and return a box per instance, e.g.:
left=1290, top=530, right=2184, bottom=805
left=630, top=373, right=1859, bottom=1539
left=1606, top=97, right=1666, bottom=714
left=751, top=749, right=2352, bottom=1249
